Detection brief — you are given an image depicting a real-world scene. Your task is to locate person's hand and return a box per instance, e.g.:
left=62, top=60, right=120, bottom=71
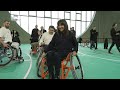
left=3, top=43, right=9, bottom=48
left=72, top=51, right=77, bottom=56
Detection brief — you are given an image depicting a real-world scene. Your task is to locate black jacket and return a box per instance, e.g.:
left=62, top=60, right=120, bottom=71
left=110, top=28, right=117, bottom=41
left=45, top=31, right=78, bottom=53
left=90, top=29, right=98, bottom=41
left=30, top=28, right=39, bottom=43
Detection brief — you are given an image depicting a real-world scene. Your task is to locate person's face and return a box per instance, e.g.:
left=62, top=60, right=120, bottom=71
left=58, top=24, right=64, bottom=32
left=49, top=28, right=54, bottom=34
left=41, top=26, right=43, bottom=30
left=35, top=25, right=38, bottom=28
left=4, top=21, right=10, bottom=28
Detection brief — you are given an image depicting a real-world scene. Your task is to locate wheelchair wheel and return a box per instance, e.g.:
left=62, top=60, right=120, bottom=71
left=37, top=57, right=49, bottom=79
left=70, top=54, right=84, bottom=79
left=36, top=49, right=43, bottom=67
left=17, top=47, right=24, bottom=63
left=86, top=40, right=90, bottom=48
left=0, top=47, right=13, bottom=66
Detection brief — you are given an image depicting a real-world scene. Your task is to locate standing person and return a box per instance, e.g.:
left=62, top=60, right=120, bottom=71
left=70, top=27, right=76, bottom=37
left=108, top=23, right=120, bottom=54
left=79, top=37, right=82, bottom=46
left=30, top=25, right=39, bottom=53
left=94, top=30, right=98, bottom=49
left=90, top=26, right=96, bottom=49
left=44, top=19, right=78, bottom=79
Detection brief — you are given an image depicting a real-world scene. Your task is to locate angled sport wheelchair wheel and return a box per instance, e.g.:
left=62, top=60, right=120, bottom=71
left=11, top=47, right=24, bottom=63
left=70, top=54, right=84, bottom=79
left=0, top=47, right=13, bottom=66
left=36, top=48, right=43, bottom=67
left=17, top=47, right=24, bottom=63
left=37, top=56, right=49, bottom=79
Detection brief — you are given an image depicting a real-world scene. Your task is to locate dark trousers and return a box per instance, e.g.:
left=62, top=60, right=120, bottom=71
left=108, top=41, right=120, bottom=53
left=46, top=51, right=69, bottom=78
left=90, top=40, right=95, bottom=49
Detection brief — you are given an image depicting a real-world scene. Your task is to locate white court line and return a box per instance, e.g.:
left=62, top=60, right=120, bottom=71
left=24, top=60, right=31, bottom=62
left=78, top=51, right=120, bottom=62
left=23, top=53, right=32, bottom=79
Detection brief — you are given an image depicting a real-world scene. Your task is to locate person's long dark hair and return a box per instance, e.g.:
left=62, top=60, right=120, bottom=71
left=57, top=19, right=69, bottom=36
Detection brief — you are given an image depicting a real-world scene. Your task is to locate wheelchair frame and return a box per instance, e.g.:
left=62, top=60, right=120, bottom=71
left=37, top=52, right=84, bottom=79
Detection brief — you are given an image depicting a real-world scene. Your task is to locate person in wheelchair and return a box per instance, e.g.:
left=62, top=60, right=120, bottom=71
left=44, top=19, right=78, bottom=79
left=0, top=20, right=12, bottom=48
left=39, top=26, right=55, bottom=56
left=0, top=20, right=20, bottom=60
left=11, top=29, right=21, bottom=59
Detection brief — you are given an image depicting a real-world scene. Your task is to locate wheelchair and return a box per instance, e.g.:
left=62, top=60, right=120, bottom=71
left=30, top=42, right=39, bottom=55
left=37, top=52, right=84, bottom=79
left=0, top=44, right=24, bottom=66
left=36, top=46, right=44, bottom=67
left=81, top=40, right=90, bottom=48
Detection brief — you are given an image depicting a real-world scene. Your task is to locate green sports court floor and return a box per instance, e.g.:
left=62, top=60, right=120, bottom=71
left=0, top=43, right=120, bottom=79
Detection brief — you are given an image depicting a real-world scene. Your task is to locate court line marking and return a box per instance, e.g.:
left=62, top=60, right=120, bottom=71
left=23, top=53, right=32, bottom=79
left=78, top=51, right=120, bottom=62
left=24, top=60, right=31, bottom=62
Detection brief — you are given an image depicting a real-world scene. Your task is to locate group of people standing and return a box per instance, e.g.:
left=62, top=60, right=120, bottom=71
left=79, top=23, right=120, bottom=54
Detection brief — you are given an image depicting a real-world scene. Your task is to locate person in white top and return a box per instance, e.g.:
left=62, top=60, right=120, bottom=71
left=0, top=20, right=12, bottom=48
left=39, top=25, right=55, bottom=53
left=0, top=20, right=20, bottom=59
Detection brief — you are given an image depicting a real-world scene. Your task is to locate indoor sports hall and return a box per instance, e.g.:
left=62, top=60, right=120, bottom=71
left=0, top=11, right=120, bottom=79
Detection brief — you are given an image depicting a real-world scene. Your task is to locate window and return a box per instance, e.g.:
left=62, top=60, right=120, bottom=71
left=58, top=11, right=64, bottom=19
left=87, top=11, right=91, bottom=21
left=82, top=11, right=86, bottom=21
left=45, top=11, right=51, bottom=17
left=37, top=18, right=44, bottom=29
left=76, top=14, right=81, bottom=20
left=29, top=17, right=36, bottom=34
left=9, top=11, right=95, bottom=37
left=20, top=11, right=28, bottom=16
left=52, top=11, right=58, bottom=18
left=37, top=11, right=44, bottom=17
left=71, top=21, right=75, bottom=29
left=52, top=19, right=58, bottom=29
left=45, top=18, right=51, bottom=31
left=76, top=21, right=81, bottom=37
left=11, top=11, right=19, bottom=15
left=29, top=11, right=36, bottom=16
left=65, top=12, right=70, bottom=19
left=71, top=11, right=76, bottom=20
left=21, top=16, right=28, bottom=32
